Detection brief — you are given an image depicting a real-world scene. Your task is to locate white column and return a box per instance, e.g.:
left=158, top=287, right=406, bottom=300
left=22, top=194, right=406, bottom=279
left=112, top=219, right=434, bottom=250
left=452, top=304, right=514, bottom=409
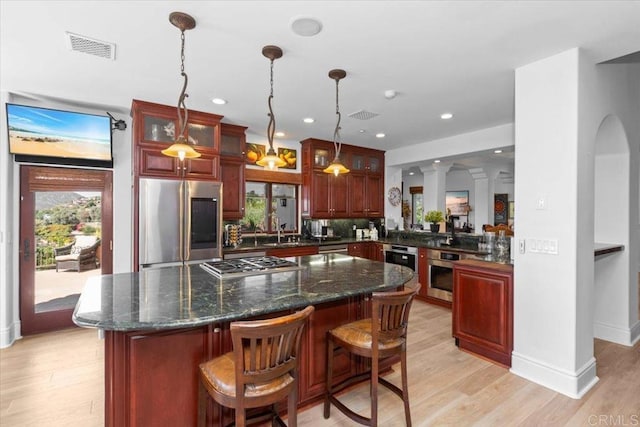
left=511, top=48, right=597, bottom=398
left=420, top=161, right=452, bottom=221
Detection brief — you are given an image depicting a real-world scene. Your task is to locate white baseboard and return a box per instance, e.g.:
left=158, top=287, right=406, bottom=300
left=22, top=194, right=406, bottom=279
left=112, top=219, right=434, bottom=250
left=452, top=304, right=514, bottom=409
left=510, top=351, right=599, bottom=399
left=0, top=320, right=21, bottom=349
left=594, top=320, right=639, bottom=346
left=630, top=320, right=640, bottom=346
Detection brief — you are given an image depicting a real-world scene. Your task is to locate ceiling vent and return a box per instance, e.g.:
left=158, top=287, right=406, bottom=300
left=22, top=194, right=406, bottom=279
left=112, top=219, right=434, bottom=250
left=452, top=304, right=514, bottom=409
left=348, top=110, right=379, bottom=120
left=65, top=32, right=116, bottom=60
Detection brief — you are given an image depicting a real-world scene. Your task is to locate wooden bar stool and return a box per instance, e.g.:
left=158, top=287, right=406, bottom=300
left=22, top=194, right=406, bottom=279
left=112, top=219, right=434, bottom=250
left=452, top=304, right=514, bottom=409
left=199, top=305, right=314, bottom=427
left=324, top=284, right=420, bottom=427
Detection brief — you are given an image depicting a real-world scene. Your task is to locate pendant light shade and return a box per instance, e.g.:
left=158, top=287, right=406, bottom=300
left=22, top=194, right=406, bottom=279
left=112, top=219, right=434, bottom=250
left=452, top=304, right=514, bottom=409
left=162, top=12, right=201, bottom=161
left=161, top=139, right=201, bottom=161
left=257, top=45, right=287, bottom=170
left=324, top=69, right=349, bottom=175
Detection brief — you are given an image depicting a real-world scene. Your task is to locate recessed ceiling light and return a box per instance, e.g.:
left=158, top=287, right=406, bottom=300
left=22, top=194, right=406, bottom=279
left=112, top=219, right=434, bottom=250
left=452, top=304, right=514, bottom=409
left=434, top=159, right=441, bottom=163
left=359, top=129, right=366, bottom=133
left=494, top=149, right=503, bottom=154
left=409, top=171, right=415, bottom=176
left=375, top=133, right=385, bottom=138
left=212, top=98, right=227, bottom=105
left=303, top=117, right=315, bottom=123
left=440, top=113, right=453, bottom=120
left=275, top=131, right=285, bottom=137
left=290, top=16, right=323, bottom=37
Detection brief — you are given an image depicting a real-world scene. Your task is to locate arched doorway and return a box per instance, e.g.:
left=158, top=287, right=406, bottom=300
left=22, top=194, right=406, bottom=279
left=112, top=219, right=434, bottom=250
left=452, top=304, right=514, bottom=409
left=593, top=114, right=637, bottom=345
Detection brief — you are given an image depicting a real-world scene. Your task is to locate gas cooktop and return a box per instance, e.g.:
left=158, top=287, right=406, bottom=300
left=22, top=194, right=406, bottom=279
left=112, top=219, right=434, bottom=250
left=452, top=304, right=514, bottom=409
left=200, top=256, right=305, bottom=278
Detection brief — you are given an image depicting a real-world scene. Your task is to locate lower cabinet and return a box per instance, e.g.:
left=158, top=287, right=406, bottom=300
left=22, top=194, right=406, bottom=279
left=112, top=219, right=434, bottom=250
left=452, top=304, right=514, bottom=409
left=265, top=245, right=319, bottom=257
left=347, top=242, right=369, bottom=258
left=299, top=297, right=360, bottom=403
left=452, top=260, right=513, bottom=367
left=417, top=247, right=429, bottom=300
left=104, top=297, right=365, bottom=426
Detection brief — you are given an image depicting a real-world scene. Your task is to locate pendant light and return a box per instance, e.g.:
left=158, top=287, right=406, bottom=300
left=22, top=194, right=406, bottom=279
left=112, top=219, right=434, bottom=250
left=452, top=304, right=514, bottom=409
left=161, top=12, right=201, bottom=162
left=256, top=45, right=287, bottom=170
left=323, top=69, right=350, bottom=176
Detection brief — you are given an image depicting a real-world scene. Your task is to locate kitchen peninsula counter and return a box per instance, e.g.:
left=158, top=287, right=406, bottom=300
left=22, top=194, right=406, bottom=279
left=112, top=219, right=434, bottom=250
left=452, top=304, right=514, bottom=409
left=73, top=254, right=415, bottom=427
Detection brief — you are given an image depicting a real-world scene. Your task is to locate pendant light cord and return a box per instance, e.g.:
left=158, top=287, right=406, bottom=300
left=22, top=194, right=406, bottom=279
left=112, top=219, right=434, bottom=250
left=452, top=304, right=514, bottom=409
left=267, top=58, right=276, bottom=150
left=333, top=78, right=342, bottom=159
left=176, top=29, right=189, bottom=141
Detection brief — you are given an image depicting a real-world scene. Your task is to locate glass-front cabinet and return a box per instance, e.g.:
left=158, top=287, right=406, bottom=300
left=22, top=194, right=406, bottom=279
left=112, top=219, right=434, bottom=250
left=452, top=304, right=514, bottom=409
left=300, top=138, right=384, bottom=218
left=132, top=99, right=222, bottom=180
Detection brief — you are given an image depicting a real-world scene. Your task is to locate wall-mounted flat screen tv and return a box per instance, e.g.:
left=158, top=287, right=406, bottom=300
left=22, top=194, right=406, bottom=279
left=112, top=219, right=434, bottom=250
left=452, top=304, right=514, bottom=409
left=6, top=103, right=113, bottom=168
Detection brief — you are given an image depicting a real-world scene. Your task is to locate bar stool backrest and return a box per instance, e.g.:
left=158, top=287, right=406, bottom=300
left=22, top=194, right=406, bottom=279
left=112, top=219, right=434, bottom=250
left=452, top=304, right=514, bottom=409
left=371, top=284, right=420, bottom=347
left=230, top=305, right=314, bottom=398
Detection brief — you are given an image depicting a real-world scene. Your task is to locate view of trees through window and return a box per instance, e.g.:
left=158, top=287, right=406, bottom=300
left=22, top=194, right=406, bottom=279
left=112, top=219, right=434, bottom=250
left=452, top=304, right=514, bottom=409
left=412, top=192, right=423, bottom=226
left=241, top=182, right=297, bottom=233
left=35, top=192, right=101, bottom=269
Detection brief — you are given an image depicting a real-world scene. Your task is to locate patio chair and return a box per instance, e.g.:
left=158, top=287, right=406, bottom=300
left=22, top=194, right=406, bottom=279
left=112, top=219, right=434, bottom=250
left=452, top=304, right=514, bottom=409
left=54, top=235, right=101, bottom=272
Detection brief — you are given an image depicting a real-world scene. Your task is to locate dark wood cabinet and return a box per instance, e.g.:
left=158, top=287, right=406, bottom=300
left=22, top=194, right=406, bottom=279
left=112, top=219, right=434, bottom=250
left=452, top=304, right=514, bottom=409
left=104, top=297, right=363, bottom=426
left=371, top=242, right=385, bottom=262
left=300, top=138, right=384, bottom=219
left=347, top=242, right=370, bottom=259
left=265, top=245, right=319, bottom=257
left=220, top=124, right=247, bottom=220
left=131, top=99, right=222, bottom=180
left=417, top=247, right=429, bottom=300
left=348, top=149, right=384, bottom=218
left=299, top=298, right=359, bottom=403
left=309, top=170, right=349, bottom=218
left=452, top=260, right=513, bottom=367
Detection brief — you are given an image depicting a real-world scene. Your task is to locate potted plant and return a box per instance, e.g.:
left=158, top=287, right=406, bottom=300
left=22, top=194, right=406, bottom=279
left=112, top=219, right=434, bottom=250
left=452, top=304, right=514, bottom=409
left=425, top=210, right=444, bottom=232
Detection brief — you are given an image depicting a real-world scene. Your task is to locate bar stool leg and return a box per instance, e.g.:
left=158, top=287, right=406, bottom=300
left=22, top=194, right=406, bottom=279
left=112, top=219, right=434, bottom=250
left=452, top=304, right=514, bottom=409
left=401, top=350, right=411, bottom=427
left=371, top=355, right=379, bottom=427
left=288, top=384, right=298, bottom=427
left=324, top=334, right=334, bottom=419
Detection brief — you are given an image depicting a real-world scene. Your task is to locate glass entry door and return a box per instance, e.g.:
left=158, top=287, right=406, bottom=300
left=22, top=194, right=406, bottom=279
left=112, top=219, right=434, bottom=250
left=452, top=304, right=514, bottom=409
left=19, top=166, right=112, bottom=335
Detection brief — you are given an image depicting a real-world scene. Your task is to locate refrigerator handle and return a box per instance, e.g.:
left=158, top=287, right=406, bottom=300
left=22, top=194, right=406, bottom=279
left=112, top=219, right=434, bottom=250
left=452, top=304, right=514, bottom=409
left=183, top=180, right=190, bottom=262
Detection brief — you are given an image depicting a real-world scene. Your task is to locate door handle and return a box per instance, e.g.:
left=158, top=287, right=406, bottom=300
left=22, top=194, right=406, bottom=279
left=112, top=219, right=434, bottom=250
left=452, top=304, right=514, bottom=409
left=23, top=239, right=30, bottom=261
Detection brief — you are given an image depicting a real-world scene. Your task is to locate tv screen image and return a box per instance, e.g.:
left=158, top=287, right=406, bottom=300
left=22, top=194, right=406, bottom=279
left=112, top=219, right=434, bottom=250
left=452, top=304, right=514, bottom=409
left=6, top=103, right=113, bottom=167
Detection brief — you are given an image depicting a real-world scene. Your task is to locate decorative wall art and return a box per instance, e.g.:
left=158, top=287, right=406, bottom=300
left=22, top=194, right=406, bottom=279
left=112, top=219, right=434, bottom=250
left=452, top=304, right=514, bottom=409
left=245, top=143, right=266, bottom=165
left=446, top=190, right=469, bottom=216
left=494, top=193, right=509, bottom=224
left=277, top=147, right=297, bottom=169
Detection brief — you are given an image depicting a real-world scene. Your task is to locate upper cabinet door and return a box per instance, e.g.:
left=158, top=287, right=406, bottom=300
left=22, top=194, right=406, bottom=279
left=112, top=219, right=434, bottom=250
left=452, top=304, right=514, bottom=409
left=132, top=99, right=222, bottom=180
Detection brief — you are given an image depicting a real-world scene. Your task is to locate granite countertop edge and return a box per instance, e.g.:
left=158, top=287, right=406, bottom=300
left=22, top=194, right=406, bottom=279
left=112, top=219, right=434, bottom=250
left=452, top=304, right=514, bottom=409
left=72, top=254, right=415, bottom=332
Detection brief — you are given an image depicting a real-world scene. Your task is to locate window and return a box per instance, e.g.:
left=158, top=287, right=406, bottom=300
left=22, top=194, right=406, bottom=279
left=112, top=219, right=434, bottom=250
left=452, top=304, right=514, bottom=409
left=242, top=182, right=297, bottom=233
left=409, top=186, right=423, bottom=227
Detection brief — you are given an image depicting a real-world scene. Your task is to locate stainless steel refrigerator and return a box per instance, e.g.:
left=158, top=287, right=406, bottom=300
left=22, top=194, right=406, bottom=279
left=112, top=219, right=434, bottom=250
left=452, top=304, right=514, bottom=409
left=138, top=177, right=223, bottom=269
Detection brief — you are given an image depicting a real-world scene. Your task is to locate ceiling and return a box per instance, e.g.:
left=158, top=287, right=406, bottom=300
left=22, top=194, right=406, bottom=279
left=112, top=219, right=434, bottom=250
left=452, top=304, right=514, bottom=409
left=2, top=1, right=639, bottom=171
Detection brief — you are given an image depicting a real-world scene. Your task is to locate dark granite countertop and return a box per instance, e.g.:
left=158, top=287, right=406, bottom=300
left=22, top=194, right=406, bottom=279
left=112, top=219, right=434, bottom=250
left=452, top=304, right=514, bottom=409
left=72, top=254, right=415, bottom=332
left=224, top=234, right=492, bottom=257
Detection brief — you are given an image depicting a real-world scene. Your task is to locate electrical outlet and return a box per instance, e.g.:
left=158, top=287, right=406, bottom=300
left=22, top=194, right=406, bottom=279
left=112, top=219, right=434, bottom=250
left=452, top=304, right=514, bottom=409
left=519, top=239, right=526, bottom=254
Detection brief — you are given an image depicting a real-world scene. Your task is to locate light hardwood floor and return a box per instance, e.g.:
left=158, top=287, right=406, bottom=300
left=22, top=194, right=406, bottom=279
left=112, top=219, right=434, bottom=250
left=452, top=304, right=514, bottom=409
left=1, top=300, right=638, bottom=427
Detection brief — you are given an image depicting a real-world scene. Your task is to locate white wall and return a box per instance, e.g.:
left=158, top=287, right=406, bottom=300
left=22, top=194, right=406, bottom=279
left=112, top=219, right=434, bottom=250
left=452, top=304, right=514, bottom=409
left=511, top=48, right=598, bottom=398
left=511, top=48, right=640, bottom=398
left=386, top=124, right=514, bottom=168
left=0, top=92, right=132, bottom=348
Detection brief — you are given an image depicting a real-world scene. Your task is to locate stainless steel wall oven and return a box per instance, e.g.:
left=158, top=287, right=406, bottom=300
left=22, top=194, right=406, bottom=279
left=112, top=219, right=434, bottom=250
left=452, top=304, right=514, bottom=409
left=427, top=249, right=479, bottom=302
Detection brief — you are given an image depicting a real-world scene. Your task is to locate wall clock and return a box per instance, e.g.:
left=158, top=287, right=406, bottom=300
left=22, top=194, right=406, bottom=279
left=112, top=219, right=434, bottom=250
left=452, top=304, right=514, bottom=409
left=388, top=187, right=402, bottom=206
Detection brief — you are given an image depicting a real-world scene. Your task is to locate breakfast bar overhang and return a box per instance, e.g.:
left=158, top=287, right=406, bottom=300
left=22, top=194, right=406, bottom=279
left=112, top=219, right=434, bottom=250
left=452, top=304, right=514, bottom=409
left=73, top=254, right=416, bottom=426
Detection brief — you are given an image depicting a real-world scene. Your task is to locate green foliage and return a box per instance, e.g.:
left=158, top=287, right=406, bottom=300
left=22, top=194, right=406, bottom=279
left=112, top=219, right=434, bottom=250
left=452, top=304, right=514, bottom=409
left=425, top=210, right=445, bottom=223
left=242, top=196, right=267, bottom=231
left=36, top=223, right=73, bottom=247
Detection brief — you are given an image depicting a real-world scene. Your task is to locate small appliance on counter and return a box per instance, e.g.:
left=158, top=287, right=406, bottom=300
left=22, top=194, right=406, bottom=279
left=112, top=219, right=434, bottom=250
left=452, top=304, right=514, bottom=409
left=224, top=224, right=242, bottom=248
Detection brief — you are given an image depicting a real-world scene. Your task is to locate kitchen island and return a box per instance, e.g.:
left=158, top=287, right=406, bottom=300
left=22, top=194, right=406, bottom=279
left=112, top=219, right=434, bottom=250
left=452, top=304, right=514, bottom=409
left=73, top=254, right=415, bottom=427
